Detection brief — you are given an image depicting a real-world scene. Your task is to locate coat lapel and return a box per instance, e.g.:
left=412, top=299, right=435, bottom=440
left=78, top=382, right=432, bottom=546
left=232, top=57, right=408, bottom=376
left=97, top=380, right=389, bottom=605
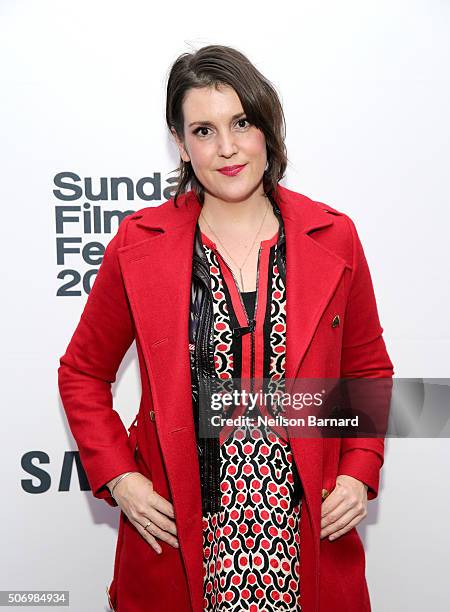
left=276, top=187, right=348, bottom=565
left=277, top=188, right=346, bottom=381
left=118, top=185, right=348, bottom=611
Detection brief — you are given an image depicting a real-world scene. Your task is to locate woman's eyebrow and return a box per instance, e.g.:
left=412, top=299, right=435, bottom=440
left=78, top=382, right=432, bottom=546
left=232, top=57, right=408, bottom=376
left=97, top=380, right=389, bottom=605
left=188, top=112, right=246, bottom=128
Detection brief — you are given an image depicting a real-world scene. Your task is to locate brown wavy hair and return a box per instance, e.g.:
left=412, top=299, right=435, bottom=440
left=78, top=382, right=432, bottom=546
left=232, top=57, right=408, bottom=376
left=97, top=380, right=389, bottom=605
left=165, top=44, right=288, bottom=207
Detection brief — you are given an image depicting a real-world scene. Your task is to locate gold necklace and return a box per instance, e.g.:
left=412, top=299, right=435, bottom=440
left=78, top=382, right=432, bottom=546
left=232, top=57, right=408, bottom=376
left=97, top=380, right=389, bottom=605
left=200, top=198, right=270, bottom=292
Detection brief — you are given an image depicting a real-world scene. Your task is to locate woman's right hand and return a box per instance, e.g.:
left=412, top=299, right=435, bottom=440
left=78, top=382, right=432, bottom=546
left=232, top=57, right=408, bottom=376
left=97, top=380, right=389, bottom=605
left=106, top=473, right=179, bottom=554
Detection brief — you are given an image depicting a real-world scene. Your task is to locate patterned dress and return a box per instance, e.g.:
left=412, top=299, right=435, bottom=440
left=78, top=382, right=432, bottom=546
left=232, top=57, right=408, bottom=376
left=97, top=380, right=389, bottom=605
left=199, top=226, right=303, bottom=612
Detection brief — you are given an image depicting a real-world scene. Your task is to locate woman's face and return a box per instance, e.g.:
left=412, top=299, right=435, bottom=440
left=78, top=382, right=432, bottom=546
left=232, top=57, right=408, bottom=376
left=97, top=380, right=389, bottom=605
left=172, top=85, right=267, bottom=203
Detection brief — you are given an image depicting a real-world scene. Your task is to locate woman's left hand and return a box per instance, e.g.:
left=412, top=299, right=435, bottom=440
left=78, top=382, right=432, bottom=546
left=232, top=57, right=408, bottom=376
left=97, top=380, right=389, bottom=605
left=320, top=475, right=368, bottom=541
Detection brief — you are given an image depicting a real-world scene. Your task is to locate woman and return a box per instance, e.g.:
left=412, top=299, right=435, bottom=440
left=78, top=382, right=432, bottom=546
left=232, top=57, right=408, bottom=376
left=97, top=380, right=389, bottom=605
left=58, top=45, right=394, bottom=612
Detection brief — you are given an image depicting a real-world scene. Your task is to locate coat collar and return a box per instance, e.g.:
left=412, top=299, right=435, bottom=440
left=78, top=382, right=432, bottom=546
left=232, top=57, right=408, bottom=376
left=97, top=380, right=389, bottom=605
left=127, top=183, right=335, bottom=237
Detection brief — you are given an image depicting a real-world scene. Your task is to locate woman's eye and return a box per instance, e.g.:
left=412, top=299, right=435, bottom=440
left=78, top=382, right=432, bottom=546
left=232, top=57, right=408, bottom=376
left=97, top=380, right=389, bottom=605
left=193, top=126, right=211, bottom=137
left=236, top=118, right=250, bottom=129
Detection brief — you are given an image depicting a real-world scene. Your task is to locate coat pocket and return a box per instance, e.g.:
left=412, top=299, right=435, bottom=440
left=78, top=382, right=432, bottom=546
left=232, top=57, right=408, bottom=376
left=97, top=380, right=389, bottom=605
left=321, top=438, right=341, bottom=503
left=127, top=416, right=138, bottom=461
left=127, top=416, right=153, bottom=480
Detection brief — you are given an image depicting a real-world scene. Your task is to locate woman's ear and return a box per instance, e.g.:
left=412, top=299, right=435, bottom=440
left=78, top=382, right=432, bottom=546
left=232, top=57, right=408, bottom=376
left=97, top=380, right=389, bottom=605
left=171, top=127, right=191, bottom=163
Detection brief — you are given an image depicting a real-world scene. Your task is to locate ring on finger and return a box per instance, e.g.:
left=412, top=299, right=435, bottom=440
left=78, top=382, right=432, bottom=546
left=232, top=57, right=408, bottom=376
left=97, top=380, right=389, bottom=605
left=143, top=520, right=152, bottom=532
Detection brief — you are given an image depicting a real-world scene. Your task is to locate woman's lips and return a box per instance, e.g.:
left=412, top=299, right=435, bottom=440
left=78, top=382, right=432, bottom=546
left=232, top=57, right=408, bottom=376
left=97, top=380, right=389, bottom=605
left=217, top=164, right=246, bottom=176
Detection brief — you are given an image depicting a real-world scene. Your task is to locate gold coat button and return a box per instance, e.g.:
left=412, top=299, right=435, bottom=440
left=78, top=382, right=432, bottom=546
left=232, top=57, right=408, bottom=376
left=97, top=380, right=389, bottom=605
left=321, top=488, right=330, bottom=501
left=149, top=410, right=155, bottom=422
left=331, top=315, right=340, bottom=328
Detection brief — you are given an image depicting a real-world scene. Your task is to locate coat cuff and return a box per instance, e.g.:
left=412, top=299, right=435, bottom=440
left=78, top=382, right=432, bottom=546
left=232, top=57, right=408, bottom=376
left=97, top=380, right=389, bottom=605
left=90, top=458, right=141, bottom=507
left=337, top=448, right=383, bottom=500
left=95, top=484, right=118, bottom=507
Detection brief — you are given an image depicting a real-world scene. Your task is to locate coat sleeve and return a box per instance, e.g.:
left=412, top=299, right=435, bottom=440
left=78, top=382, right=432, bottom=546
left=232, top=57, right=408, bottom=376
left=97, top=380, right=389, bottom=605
left=57, top=215, right=139, bottom=507
left=337, top=215, right=394, bottom=500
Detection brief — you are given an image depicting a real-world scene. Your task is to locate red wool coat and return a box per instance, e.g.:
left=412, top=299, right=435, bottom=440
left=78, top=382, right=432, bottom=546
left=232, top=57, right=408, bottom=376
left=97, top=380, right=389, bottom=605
left=58, top=184, right=394, bottom=612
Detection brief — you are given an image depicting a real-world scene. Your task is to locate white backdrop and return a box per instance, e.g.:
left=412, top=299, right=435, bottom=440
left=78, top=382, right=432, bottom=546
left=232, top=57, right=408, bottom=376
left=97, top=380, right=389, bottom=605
left=1, top=1, right=449, bottom=610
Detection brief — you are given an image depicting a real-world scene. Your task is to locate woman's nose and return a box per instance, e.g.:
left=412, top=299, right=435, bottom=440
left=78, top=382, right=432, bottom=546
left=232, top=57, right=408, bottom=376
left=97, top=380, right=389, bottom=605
left=217, top=132, right=238, bottom=157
